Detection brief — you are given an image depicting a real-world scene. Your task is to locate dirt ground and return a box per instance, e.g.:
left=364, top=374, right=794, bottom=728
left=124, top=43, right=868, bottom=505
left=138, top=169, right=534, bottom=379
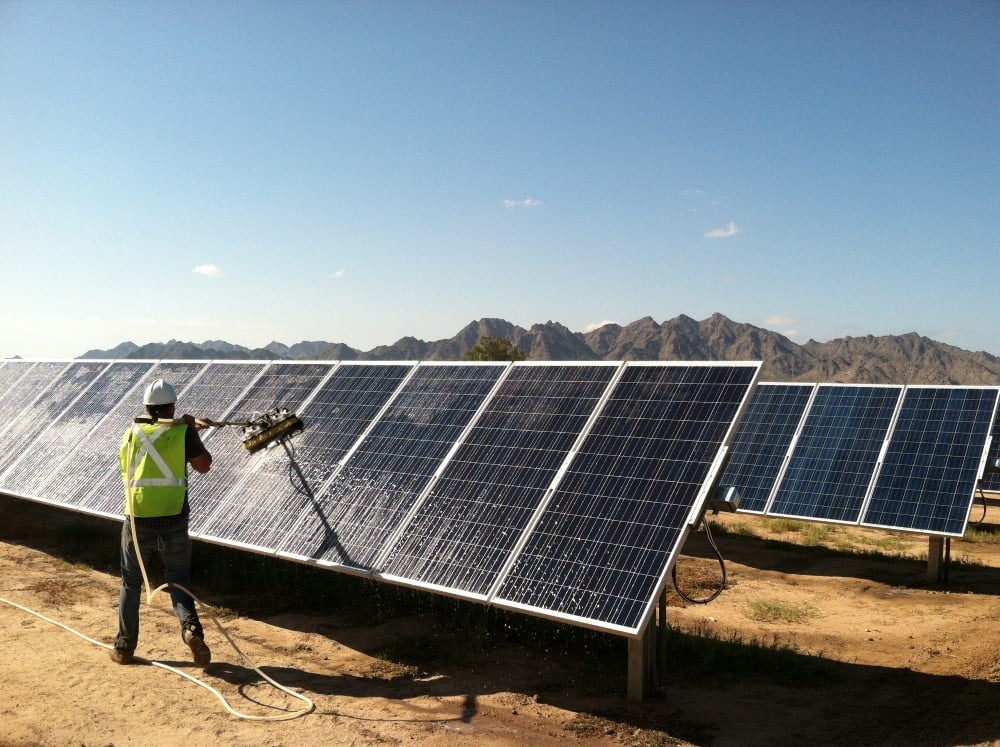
left=2, top=495, right=999, bottom=747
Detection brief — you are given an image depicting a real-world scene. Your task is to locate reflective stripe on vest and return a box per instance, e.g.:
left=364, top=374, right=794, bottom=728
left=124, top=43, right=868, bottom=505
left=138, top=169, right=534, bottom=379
left=121, top=423, right=188, bottom=517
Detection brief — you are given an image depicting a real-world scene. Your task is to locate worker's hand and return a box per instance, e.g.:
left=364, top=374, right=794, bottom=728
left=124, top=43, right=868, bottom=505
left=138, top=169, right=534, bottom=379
left=181, top=413, right=206, bottom=430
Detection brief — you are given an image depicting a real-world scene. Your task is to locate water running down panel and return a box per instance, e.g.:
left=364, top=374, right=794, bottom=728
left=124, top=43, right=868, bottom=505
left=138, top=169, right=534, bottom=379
left=494, top=362, right=760, bottom=635
left=718, top=382, right=815, bottom=514
left=61, top=363, right=210, bottom=517
left=199, top=362, right=414, bottom=552
left=0, top=362, right=153, bottom=501
left=0, top=360, right=34, bottom=405
left=767, top=384, right=903, bottom=524
left=0, top=361, right=111, bottom=492
left=0, top=362, right=70, bottom=454
left=861, top=386, right=999, bottom=536
left=82, top=361, right=270, bottom=519
left=279, top=363, right=507, bottom=570
left=191, top=362, right=334, bottom=537
left=380, top=363, right=620, bottom=597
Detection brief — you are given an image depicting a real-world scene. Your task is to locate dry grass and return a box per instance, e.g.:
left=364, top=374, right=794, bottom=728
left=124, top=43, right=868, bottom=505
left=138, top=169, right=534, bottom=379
left=743, top=598, right=820, bottom=624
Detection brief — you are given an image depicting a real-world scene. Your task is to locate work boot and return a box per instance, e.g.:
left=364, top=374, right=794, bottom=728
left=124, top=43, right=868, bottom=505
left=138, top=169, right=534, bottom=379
left=109, top=645, right=134, bottom=665
left=183, top=628, right=211, bottom=668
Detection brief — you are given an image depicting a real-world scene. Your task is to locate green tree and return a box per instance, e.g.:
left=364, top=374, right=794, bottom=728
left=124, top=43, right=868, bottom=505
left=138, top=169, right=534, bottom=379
left=462, top=335, right=526, bottom=361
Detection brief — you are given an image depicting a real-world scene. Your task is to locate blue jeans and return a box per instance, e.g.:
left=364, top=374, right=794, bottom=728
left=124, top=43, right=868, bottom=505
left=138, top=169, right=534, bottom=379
left=115, top=519, right=203, bottom=652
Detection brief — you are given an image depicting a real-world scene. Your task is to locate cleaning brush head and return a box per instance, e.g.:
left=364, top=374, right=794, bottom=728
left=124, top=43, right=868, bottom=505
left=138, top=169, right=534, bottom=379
left=241, top=408, right=304, bottom=452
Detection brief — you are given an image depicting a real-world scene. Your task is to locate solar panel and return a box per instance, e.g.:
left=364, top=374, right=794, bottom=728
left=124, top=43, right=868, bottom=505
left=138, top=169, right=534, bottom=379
left=0, top=359, right=34, bottom=405
left=187, top=362, right=334, bottom=536
left=55, top=362, right=210, bottom=516
left=718, top=382, right=816, bottom=513
left=0, top=362, right=153, bottom=500
left=378, top=362, right=621, bottom=597
left=81, top=361, right=270, bottom=518
left=0, top=361, right=110, bottom=492
left=861, top=386, right=999, bottom=536
left=197, top=362, right=415, bottom=552
left=0, top=362, right=71, bottom=453
left=278, top=362, right=508, bottom=570
left=980, top=407, right=1000, bottom=493
left=766, top=384, right=903, bottom=524
left=492, top=362, right=760, bottom=635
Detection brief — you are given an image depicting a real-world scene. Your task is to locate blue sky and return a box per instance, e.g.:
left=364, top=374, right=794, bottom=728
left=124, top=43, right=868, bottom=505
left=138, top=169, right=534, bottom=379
left=2, top=1, right=997, bottom=359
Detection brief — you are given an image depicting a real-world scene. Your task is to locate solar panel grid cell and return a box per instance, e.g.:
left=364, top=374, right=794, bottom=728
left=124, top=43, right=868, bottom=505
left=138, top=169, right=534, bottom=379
left=494, top=363, right=759, bottom=634
left=766, top=385, right=902, bottom=523
left=0, top=362, right=153, bottom=499
left=862, top=386, right=999, bottom=536
left=71, top=362, right=209, bottom=516
left=191, top=363, right=334, bottom=536
left=198, top=363, right=413, bottom=551
left=278, top=363, right=507, bottom=569
left=718, top=383, right=815, bottom=513
left=0, top=360, right=33, bottom=405
left=84, top=362, right=269, bottom=518
left=379, top=363, right=619, bottom=596
left=0, top=361, right=114, bottom=494
left=0, top=362, right=69, bottom=450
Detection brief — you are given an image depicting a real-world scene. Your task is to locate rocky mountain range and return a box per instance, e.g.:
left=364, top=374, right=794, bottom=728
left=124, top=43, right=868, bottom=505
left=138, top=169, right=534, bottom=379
left=78, top=314, right=1000, bottom=385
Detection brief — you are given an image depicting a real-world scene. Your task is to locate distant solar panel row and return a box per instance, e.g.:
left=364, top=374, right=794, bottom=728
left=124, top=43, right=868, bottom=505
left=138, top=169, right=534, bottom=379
left=719, top=383, right=999, bottom=536
left=0, top=359, right=759, bottom=637
left=980, top=413, right=1000, bottom=494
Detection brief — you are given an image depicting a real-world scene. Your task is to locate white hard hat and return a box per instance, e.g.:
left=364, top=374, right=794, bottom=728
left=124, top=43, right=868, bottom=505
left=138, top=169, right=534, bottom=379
left=143, top=379, right=177, bottom=406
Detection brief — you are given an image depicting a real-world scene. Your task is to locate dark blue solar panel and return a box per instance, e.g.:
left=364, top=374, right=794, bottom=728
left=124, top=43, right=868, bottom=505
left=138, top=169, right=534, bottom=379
left=493, top=363, right=759, bottom=634
left=83, top=361, right=269, bottom=518
left=379, top=363, right=619, bottom=596
left=58, top=362, right=209, bottom=516
left=189, top=363, right=333, bottom=536
left=278, top=363, right=507, bottom=570
left=0, top=361, right=111, bottom=493
left=0, top=362, right=154, bottom=499
left=980, top=404, right=1000, bottom=493
left=719, top=383, right=815, bottom=513
left=767, top=385, right=902, bottom=524
left=198, top=363, right=414, bottom=551
left=862, top=387, right=999, bottom=536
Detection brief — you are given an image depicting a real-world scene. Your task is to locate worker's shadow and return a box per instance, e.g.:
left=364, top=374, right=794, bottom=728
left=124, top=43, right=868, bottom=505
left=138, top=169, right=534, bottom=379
left=280, top=440, right=371, bottom=572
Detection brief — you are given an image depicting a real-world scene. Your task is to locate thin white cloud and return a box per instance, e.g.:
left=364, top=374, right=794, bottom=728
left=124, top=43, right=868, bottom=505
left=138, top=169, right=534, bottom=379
left=763, top=315, right=799, bottom=327
left=503, top=198, right=543, bottom=208
left=193, top=264, right=222, bottom=277
left=583, top=320, right=619, bottom=332
left=704, top=222, right=741, bottom=239
left=329, top=269, right=346, bottom=280
left=761, top=315, right=802, bottom=340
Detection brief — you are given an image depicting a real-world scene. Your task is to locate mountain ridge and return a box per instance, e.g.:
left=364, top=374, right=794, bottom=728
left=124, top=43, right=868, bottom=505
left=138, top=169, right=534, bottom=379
left=76, top=314, right=1000, bottom=385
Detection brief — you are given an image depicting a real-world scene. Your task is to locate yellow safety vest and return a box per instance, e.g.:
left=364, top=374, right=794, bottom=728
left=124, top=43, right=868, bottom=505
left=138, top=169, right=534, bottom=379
left=120, top=423, right=189, bottom=517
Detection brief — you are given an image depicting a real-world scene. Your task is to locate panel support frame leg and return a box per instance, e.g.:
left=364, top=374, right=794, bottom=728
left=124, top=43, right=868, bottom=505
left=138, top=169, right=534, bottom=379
left=627, top=608, right=659, bottom=702
left=927, top=535, right=944, bottom=582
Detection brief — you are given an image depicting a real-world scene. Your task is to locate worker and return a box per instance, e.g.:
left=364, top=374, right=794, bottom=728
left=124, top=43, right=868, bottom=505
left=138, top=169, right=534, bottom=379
left=110, top=379, right=213, bottom=667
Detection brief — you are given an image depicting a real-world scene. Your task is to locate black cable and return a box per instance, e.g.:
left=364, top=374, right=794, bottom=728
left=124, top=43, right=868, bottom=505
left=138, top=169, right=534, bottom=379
left=972, top=484, right=987, bottom=524
left=672, top=518, right=727, bottom=604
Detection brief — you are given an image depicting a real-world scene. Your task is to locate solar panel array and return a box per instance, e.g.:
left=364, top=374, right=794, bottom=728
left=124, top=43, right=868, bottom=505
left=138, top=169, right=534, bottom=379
left=719, top=383, right=999, bottom=537
left=0, top=359, right=760, bottom=637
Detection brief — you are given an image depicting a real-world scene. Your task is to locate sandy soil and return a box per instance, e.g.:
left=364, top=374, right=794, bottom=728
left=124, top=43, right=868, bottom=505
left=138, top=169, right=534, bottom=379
left=2, top=496, right=1000, bottom=747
